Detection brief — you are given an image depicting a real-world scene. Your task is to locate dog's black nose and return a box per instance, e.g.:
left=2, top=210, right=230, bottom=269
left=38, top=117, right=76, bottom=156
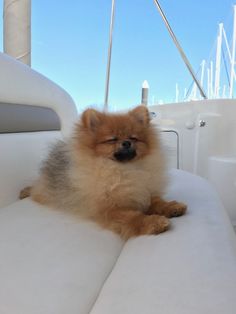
left=122, top=140, right=131, bottom=148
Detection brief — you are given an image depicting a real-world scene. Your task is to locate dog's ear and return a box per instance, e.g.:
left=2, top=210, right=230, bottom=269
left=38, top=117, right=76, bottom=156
left=129, top=105, right=150, bottom=125
left=81, top=109, right=103, bottom=131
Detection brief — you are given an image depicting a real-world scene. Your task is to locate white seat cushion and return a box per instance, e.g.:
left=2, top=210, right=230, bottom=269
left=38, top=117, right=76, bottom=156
left=90, top=170, right=236, bottom=314
left=0, top=199, right=123, bottom=314
left=0, top=131, right=61, bottom=208
left=0, top=170, right=236, bottom=314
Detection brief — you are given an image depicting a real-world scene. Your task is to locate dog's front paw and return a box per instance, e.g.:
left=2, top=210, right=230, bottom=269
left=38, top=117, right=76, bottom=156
left=164, top=201, right=187, bottom=218
left=19, top=186, right=32, bottom=199
left=148, top=197, right=187, bottom=218
left=140, top=215, right=170, bottom=235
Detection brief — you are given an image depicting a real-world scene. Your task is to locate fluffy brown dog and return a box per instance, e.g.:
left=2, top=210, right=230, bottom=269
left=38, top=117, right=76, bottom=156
left=20, top=105, right=186, bottom=239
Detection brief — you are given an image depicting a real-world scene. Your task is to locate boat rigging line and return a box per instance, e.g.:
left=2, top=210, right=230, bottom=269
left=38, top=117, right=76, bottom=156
left=153, top=0, right=207, bottom=99
left=104, top=0, right=115, bottom=110
left=103, top=0, right=208, bottom=109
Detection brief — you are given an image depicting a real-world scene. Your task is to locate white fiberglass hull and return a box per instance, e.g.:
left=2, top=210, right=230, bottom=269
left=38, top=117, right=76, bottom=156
left=150, top=99, right=236, bottom=226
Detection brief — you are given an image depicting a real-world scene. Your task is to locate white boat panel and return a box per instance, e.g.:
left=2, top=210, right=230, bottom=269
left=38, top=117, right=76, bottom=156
left=150, top=99, right=236, bottom=225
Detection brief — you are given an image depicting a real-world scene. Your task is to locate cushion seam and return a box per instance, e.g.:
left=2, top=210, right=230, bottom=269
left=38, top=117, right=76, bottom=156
left=87, top=240, right=127, bottom=314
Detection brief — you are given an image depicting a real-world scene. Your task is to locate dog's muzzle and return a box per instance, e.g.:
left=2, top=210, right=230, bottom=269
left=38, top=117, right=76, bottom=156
left=113, top=141, right=136, bottom=162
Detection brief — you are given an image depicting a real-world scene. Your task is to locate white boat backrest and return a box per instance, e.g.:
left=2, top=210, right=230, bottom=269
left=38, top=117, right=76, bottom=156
left=0, top=52, right=78, bottom=208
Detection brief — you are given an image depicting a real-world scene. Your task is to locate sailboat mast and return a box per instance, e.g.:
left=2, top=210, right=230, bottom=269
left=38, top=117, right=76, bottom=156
left=3, top=0, right=31, bottom=66
left=215, top=23, right=223, bottom=98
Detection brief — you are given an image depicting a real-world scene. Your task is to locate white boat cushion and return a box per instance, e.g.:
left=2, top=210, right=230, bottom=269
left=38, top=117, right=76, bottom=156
left=0, top=199, right=123, bottom=314
left=0, top=131, right=61, bottom=208
left=0, top=169, right=236, bottom=314
left=90, top=170, right=236, bottom=314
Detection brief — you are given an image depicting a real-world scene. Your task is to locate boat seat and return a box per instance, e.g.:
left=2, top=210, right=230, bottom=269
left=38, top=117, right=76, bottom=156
left=1, top=169, right=236, bottom=314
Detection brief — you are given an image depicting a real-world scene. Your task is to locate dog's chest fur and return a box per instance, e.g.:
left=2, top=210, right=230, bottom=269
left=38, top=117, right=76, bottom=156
left=71, top=152, right=166, bottom=214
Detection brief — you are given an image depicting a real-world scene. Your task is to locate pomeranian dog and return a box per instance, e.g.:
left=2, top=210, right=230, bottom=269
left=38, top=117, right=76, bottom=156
left=20, top=105, right=186, bottom=240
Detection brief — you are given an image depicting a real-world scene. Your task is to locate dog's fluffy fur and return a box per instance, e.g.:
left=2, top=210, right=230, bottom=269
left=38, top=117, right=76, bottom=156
left=21, top=105, right=186, bottom=239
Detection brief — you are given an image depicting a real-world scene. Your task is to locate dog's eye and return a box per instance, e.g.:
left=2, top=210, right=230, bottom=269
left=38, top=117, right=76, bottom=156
left=129, top=136, right=138, bottom=141
left=104, top=137, right=118, bottom=143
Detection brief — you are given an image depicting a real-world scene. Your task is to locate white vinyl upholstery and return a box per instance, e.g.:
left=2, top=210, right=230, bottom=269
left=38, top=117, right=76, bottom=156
left=0, top=170, right=236, bottom=314
left=0, top=199, right=123, bottom=314
left=0, top=131, right=61, bottom=208
left=90, top=170, right=236, bottom=314
left=0, top=52, right=78, bottom=137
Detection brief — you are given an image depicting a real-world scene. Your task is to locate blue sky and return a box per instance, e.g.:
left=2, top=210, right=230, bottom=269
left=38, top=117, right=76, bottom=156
left=0, top=0, right=235, bottom=111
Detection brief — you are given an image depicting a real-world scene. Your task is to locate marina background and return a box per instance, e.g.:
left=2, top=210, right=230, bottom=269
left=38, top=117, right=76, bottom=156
left=0, top=0, right=235, bottom=111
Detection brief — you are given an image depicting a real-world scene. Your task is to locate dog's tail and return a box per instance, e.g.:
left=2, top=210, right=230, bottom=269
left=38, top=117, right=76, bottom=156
left=19, top=186, right=32, bottom=199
